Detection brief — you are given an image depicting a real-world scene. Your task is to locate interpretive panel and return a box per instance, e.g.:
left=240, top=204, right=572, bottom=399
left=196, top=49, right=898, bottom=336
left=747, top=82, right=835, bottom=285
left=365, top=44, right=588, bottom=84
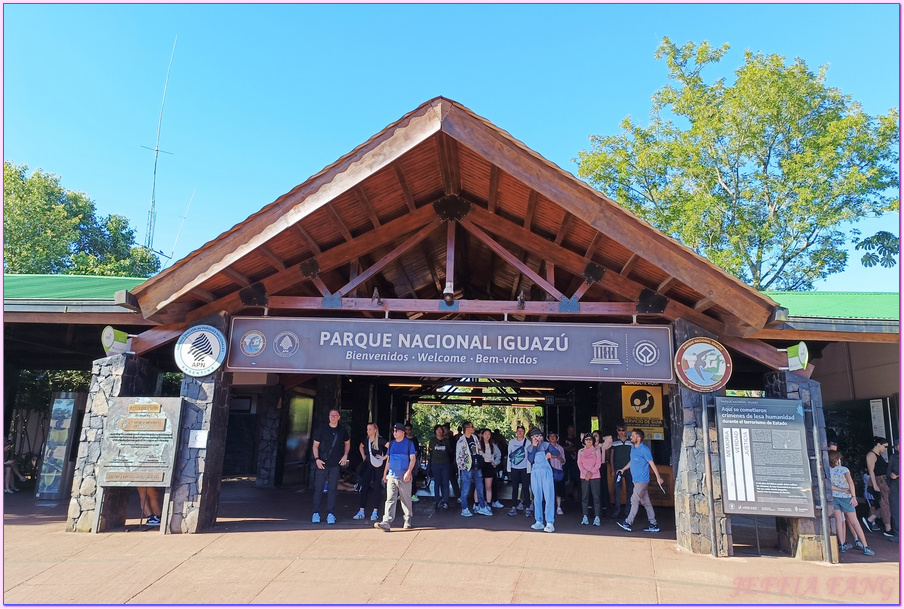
left=97, top=397, right=183, bottom=487
left=36, top=397, right=76, bottom=498
left=715, top=396, right=815, bottom=518
left=227, top=317, right=675, bottom=383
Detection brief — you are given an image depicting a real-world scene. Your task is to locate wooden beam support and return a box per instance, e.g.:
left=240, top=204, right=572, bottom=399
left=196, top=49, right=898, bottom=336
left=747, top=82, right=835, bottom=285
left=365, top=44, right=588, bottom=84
left=4, top=312, right=157, bottom=326
left=420, top=242, right=443, bottom=292
left=191, top=288, right=217, bottom=303
left=437, top=133, right=454, bottom=195
left=444, top=220, right=456, bottom=291
left=545, top=262, right=556, bottom=301
left=488, top=165, right=500, bottom=213
left=694, top=296, right=715, bottom=312
left=524, top=190, right=538, bottom=230
left=131, top=323, right=189, bottom=356
left=555, top=213, right=573, bottom=246
left=310, top=275, right=332, bottom=298
left=393, top=162, right=417, bottom=213
left=571, top=280, right=594, bottom=302
left=720, top=336, right=789, bottom=371
left=657, top=276, right=678, bottom=294
left=294, top=224, right=321, bottom=256
left=220, top=267, right=251, bottom=288
left=585, top=232, right=603, bottom=258
left=460, top=216, right=565, bottom=301
left=268, top=296, right=637, bottom=316
left=325, top=204, right=354, bottom=242
left=621, top=254, right=640, bottom=277
left=336, top=220, right=440, bottom=297
left=355, top=185, right=381, bottom=228
left=257, top=244, right=287, bottom=272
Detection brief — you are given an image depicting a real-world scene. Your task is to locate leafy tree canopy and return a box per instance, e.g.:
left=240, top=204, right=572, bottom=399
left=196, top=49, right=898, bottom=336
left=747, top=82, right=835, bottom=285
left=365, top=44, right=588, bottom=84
left=577, top=38, right=899, bottom=290
left=4, top=161, right=160, bottom=277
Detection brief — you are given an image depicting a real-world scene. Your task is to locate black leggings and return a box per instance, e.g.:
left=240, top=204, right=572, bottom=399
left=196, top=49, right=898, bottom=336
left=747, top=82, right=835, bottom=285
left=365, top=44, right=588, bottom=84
left=357, top=463, right=384, bottom=510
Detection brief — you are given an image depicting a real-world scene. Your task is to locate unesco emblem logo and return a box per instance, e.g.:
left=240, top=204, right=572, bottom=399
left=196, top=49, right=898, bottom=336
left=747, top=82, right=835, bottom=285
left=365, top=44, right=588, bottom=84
left=273, top=331, right=300, bottom=358
left=239, top=330, right=266, bottom=357
left=633, top=340, right=660, bottom=366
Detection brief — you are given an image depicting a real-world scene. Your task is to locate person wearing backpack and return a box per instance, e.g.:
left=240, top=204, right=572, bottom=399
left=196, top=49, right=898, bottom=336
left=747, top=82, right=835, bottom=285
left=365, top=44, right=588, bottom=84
left=455, top=421, right=492, bottom=517
left=374, top=423, right=417, bottom=532
left=507, top=425, right=532, bottom=516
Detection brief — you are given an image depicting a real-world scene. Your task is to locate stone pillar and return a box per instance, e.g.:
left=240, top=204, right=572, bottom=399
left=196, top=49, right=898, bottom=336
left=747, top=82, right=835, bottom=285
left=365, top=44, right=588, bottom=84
left=670, top=319, right=732, bottom=556
left=66, top=354, right=159, bottom=532
left=765, top=371, right=832, bottom=561
left=255, top=386, right=283, bottom=487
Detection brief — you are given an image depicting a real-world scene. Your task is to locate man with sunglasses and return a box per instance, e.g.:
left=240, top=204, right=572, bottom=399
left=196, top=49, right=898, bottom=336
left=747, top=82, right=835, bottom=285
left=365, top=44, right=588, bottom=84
left=608, top=423, right=633, bottom=520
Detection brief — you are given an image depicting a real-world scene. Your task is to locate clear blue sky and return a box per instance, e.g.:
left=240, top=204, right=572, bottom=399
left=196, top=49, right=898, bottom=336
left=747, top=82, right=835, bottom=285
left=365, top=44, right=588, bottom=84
left=3, top=3, right=900, bottom=292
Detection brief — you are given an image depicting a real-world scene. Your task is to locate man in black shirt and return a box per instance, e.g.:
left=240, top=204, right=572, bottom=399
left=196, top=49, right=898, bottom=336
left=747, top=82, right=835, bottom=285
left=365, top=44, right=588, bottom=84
left=311, top=409, right=350, bottom=525
left=609, top=423, right=634, bottom=519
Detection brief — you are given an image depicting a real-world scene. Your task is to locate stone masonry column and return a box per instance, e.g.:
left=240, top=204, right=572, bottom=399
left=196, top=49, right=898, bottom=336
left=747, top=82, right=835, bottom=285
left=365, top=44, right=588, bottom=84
left=764, top=371, right=832, bottom=561
left=66, top=354, right=159, bottom=532
left=168, top=314, right=232, bottom=534
left=670, top=318, right=732, bottom=556
left=255, top=385, right=283, bottom=488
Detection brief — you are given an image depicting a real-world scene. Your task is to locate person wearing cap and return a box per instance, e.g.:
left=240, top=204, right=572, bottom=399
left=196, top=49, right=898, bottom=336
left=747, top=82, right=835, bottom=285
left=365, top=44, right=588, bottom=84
left=609, top=423, right=633, bottom=519
left=374, top=423, right=417, bottom=532
left=507, top=425, right=532, bottom=516
left=526, top=427, right=560, bottom=532
left=455, top=421, right=492, bottom=517
left=616, top=428, right=663, bottom=533
left=311, top=409, right=351, bottom=525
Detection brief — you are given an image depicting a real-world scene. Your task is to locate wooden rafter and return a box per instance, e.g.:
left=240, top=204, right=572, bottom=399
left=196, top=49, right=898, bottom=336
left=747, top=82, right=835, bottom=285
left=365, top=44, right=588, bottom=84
left=658, top=276, right=678, bottom=294
left=621, top=254, right=640, bottom=276
left=555, top=213, right=573, bottom=246
left=131, top=322, right=189, bottom=356
left=325, top=205, right=354, bottom=242
left=220, top=267, right=251, bottom=288
left=355, top=185, right=381, bottom=228
left=191, top=288, right=217, bottom=303
left=585, top=233, right=603, bottom=258
left=420, top=241, right=443, bottom=292
left=524, top=190, right=538, bottom=229
left=694, top=296, right=715, bottom=312
left=572, top=279, right=593, bottom=302
left=460, top=217, right=565, bottom=301
left=488, top=165, right=500, bottom=213
left=294, top=224, right=321, bottom=256
left=257, top=245, right=286, bottom=272
left=393, top=162, right=417, bottom=213
left=444, top=221, right=456, bottom=291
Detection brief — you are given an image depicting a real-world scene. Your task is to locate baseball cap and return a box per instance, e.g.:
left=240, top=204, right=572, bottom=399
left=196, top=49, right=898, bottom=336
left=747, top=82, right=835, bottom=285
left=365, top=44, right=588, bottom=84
left=393, top=423, right=406, bottom=431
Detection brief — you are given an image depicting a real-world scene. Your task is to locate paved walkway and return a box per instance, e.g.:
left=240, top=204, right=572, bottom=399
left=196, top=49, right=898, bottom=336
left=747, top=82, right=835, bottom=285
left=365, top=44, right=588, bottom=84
left=3, top=478, right=899, bottom=605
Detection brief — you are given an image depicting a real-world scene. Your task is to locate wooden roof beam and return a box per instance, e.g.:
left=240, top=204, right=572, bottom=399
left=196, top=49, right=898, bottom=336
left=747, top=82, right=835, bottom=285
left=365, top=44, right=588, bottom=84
left=694, top=296, right=716, bottom=312
left=220, top=267, right=251, bottom=288
left=393, top=162, right=417, bottom=213
left=325, top=204, right=354, bottom=242
left=555, top=213, right=573, bottom=246
left=524, top=190, right=538, bottom=230
left=420, top=241, right=443, bottom=292
left=621, top=254, right=640, bottom=277
left=460, top=217, right=565, bottom=302
left=191, top=288, right=217, bottom=303
left=444, top=221, right=456, bottom=294
left=355, top=185, right=381, bottom=228
left=257, top=244, right=286, bottom=272
left=294, top=224, right=321, bottom=256
left=658, top=276, right=678, bottom=294
left=131, top=322, right=189, bottom=356
left=488, top=165, right=500, bottom=213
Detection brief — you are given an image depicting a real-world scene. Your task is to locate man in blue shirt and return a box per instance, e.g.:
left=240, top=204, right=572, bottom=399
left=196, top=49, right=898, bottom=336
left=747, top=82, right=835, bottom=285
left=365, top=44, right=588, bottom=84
left=375, top=423, right=417, bottom=532
left=615, top=428, right=663, bottom=533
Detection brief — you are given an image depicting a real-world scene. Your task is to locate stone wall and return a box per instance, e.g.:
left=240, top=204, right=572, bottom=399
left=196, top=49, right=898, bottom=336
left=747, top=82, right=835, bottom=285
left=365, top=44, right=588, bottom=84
left=255, top=386, right=283, bottom=487
left=765, top=371, right=833, bottom=562
left=66, top=354, right=158, bottom=532
left=671, top=319, right=732, bottom=556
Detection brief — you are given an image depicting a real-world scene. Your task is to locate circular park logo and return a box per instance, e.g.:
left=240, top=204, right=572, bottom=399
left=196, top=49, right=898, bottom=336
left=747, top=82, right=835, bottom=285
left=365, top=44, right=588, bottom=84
left=174, top=325, right=228, bottom=377
left=273, top=331, right=300, bottom=358
left=239, top=330, right=266, bottom=357
left=674, top=337, right=733, bottom=393
left=632, top=340, right=661, bottom=367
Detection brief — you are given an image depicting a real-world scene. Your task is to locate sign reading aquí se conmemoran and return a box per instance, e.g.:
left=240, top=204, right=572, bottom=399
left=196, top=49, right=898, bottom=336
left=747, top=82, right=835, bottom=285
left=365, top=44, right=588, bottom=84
left=97, top=397, right=183, bottom=487
left=227, top=318, right=675, bottom=383
left=715, top=396, right=814, bottom=518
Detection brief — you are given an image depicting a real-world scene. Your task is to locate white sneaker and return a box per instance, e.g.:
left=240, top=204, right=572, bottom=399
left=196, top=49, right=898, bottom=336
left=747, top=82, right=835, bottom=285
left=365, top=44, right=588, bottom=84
left=516, top=503, right=525, bottom=511
left=581, top=516, right=589, bottom=525
left=556, top=507, right=564, bottom=515
left=531, top=521, right=545, bottom=530
left=491, top=501, right=504, bottom=509
left=544, top=523, right=555, bottom=533
left=593, top=516, right=601, bottom=526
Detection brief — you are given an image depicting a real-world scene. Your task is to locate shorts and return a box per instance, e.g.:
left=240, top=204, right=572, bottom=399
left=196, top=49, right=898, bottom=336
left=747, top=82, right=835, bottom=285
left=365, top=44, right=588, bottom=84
left=833, top=495, right=855, bottom=513
left=481, top=463, right=496, bottom=479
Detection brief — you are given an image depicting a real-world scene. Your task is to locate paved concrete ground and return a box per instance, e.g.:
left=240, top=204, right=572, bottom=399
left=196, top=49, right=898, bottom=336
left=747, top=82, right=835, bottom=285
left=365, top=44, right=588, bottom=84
left=4, top=477, right=899, bottom=605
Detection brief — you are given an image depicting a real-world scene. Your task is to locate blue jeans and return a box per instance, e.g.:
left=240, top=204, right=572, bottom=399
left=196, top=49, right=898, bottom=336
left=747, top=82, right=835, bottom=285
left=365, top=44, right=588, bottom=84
left=431, top=463, right=451, bottom=504
left=531, top=464, right=556, bottom=525
left=460, top=467, right=487, bottom=509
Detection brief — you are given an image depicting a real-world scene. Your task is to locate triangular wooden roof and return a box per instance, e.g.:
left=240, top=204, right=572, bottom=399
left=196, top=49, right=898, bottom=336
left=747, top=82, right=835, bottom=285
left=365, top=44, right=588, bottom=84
left=126, top=97, right=789, bottom=369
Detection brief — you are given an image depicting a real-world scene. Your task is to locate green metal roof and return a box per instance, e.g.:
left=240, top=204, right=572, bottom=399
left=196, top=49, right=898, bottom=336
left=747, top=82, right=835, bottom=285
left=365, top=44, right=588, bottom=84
left=3, top=274, right=146, bottom=300
left=765, top=291, right=900, bottom=320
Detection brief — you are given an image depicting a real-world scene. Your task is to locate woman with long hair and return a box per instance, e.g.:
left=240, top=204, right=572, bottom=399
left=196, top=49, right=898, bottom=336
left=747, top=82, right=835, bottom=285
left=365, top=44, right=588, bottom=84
left=864, top=437, right=894, bottom=538
left=353, top=422, right=387, bottom=521
left=478, top=429, right=503, bottom=509
left=578, top=433, right=603, bottom=526
left=829, top=450, right=874, bottom=556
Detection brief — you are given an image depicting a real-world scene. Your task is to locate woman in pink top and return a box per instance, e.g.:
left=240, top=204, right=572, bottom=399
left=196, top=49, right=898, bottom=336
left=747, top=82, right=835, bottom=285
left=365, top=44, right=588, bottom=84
left=578, top=434, right=603, bottom=526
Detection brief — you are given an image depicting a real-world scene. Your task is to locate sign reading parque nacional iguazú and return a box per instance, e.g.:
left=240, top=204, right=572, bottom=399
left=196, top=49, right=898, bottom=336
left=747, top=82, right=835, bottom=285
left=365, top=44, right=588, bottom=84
left=226, top=318, right=675, bottom=383
left=714, top=396, right=815, bottom=518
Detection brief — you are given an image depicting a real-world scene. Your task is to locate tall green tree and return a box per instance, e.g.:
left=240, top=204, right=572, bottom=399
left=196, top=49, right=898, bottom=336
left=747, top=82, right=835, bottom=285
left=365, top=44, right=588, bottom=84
left=3, top=161, right=160, bottom=277
left=577, top=39, right=899, bottom=291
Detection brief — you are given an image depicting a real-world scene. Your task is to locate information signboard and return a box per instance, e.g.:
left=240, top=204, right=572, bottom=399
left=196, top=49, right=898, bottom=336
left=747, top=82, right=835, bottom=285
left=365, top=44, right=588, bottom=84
left=97, top=397, right=183, bottom=487
left=227, top=317, right=675, bottom=383
left=36, top=397, right=76, bottom=499
left=714, top=396, right=815, bottom=518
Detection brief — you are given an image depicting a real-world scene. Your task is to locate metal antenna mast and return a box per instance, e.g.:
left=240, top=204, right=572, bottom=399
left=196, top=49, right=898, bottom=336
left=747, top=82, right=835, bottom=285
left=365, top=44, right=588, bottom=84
left=144, top=36, right=178, bottom=250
